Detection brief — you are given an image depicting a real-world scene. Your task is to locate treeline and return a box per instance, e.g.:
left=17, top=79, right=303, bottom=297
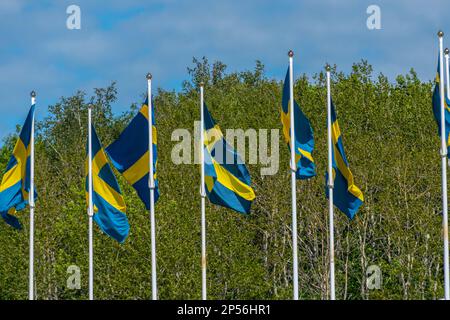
left=0, top=57, right=445, bottom=300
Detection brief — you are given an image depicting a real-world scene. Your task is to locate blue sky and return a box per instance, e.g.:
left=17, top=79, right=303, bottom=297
left=0, top=0, right=449, bottom=139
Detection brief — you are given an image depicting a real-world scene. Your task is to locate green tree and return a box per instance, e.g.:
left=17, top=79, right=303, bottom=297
left=0, top=59, right=445, bottom=300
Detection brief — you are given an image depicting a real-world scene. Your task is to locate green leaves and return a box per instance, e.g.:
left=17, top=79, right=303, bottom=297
left=0, top=59, right=444, bottom=300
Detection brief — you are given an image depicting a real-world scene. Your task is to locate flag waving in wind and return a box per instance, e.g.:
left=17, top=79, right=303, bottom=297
left=106, top=97, right=159, bottom=209
left=86, top=125, right=129, bottom=243
left=325, top=99, right=364, bottom=219
left=202, top=103, right=255, bottom=214
left=281, top=66, right=316, bottom=179
left=432, top=54, right=450, bottom=156
left=0, top=104, right=37, bottom=229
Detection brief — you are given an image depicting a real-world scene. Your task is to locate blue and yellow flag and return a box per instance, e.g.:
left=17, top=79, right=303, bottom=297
left=432, top=55, right=450, bottom=155
left=0, top=105, right=37, bottom=229
left=86, top=125, right=129, bottom=243
left=281, top=66, right=316, bottom=179
left=325, top=99, right=364, bottom=219
left=203, top=103, right=255, bottom=214
left=106, top=97, right=159, bottom=209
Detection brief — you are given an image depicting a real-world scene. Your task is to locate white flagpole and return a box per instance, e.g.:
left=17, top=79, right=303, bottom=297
left=326, top=65, right=336, bottom=300
left=438, top=31, right=450, bottom=300
left=29, top=90, right=36, bottom=300
left=288, top=50, right=299, bottom=300
left=200, top=82, right=207, bottom=300
left=445, top=48, right=450, bottom=99
left=146, top=73, right=158, bottom=300
left=88, top=103, right=94, bottom=300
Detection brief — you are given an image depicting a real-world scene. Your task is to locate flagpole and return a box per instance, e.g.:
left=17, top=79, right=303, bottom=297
left=200, top=82, right=207, bottom=300
left=88, top=103, right=94, bottom=301
left=146, top=73, right=158, bottom=300
left=326, top=65, right=336, bottom=300
left=288, top=50, right=299, bottom=300
left=445, top=48, right=450, bottom=99
left=29, top=90, right=36, bottom=300
left=438, top=31, right=450, bottom=300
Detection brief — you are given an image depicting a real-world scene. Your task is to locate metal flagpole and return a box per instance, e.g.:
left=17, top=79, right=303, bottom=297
left=146, top=73, right=158, bottom=300
left=88, top=103, right=94, bottom=300
left=29, top=90, right=36, bottom=300
left=445, top=46, right=450, bottom=300
left=438, top=31, right=450, bottom=300
left=326, top=65, right=336, bottom=300
left=288, top=50, right=299, bottom=300
left=200, top=82, right=207, bottom=300
left=445, top=48, right=450, bottom=99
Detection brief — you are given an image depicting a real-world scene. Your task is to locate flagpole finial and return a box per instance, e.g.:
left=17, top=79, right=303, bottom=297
left=445, top=48, right=450, bottom=55
left=288, top=50, right=294, bottom=57
left=146, top=73, right=152, bottom=80
left=30, top=91, right=36, bottom=98
left=200, top=81, right=204, bottom=87
left=88, top=103, right=94, bottom=109
left=325, top=64, right=331, bottom=72
left=438, top=30, right=444, bottom=38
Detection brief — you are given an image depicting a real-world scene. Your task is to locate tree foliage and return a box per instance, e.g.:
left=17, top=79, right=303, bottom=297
left=0, top=58, right=444, bottom=300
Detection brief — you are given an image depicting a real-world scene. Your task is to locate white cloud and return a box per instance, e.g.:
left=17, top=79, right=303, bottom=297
left=1, top=0, right=450, bottom=139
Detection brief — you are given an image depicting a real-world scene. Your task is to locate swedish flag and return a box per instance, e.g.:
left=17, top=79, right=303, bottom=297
left=106, top=97, right=159, bottom=209
left=0, top=105, right=37, bottom=229
left=203, top=103, right=255, bottom=214
left=86, top=125, right=129, bottom=243
left=325, top=99, right=364, bottom=219
left=432, top=55, right=450, bottom=155
left=281, top=66, right=316, bottom=179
